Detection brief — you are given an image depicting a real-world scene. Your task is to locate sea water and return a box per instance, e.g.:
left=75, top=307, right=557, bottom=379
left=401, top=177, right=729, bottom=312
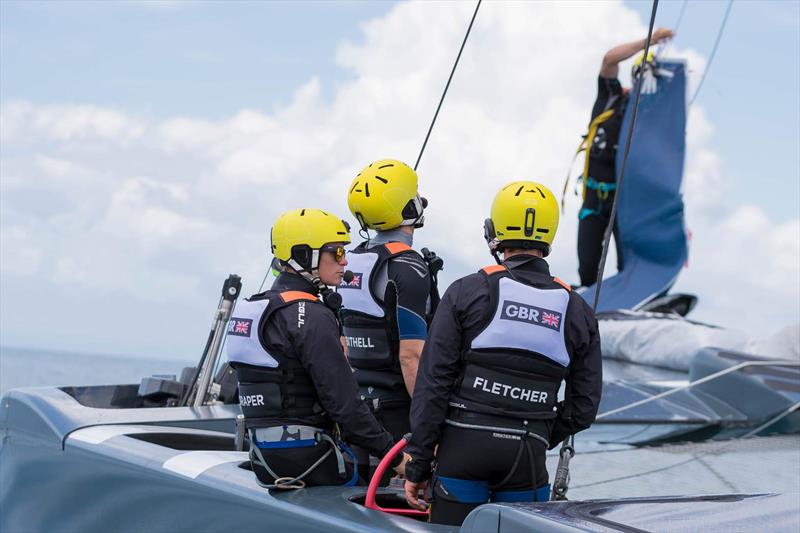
left=0, top=345, right=195, bottom=397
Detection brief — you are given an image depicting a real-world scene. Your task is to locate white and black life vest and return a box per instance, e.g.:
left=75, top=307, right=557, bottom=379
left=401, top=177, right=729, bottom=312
left=226, top=290, right=324, bottom=426
left=450, top=265, right=572, bottom=420
left=338, top=241, right=417, bottom=395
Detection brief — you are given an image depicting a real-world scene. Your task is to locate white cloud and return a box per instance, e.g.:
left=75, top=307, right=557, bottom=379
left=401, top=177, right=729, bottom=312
left=1, top=0, right=797, bottom=349
left=1, top=101, right=145, bottom=143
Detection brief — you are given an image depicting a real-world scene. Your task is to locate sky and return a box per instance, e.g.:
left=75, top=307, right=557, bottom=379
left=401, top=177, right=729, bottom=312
left=1, top=0, right=798, bottom=361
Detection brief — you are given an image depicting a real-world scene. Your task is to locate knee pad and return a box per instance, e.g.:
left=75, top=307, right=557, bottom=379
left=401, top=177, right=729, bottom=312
left=492, top=483, right=551, bottom=503
left=434, top=476, right=490, bottom=504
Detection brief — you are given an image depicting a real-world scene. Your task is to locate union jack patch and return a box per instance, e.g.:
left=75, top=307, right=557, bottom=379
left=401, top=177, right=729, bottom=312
left=227, top=318, right=253, bottom=337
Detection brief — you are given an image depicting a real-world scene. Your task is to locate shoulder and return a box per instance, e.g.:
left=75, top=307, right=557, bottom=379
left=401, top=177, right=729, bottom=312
left=388, top=250, right=428, bottom=277
left=565, top=291, right=598, bottom=330
left=442, top=270, right=491, bottom=303
left=273, top=296, right=336, bottom=332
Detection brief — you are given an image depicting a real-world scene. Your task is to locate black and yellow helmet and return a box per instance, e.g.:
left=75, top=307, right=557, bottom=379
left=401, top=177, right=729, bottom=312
left=347, top=159, right=426, bottom=231
left=270, top=208, right=350, bottom=276
left=484, top=181, right=559, bottom=259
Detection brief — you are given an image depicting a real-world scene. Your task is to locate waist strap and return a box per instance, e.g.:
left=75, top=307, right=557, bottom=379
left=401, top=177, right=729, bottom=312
left=249, top=428, right=358, bottom=489
left=444, top=418, right=549, bottom=448
left=584, top=177, right=617, bottom=192
left=253, top=425, right=325, bottom=449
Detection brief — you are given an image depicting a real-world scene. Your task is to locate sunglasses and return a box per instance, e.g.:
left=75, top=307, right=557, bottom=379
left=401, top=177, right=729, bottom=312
left=320, top=244, right=347, bottom=262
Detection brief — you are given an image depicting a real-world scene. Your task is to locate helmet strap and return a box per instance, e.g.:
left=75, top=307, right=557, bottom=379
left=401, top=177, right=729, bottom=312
left=354, top=212, right=369, bottom=232
left=285, top=248, right=325, bottom=289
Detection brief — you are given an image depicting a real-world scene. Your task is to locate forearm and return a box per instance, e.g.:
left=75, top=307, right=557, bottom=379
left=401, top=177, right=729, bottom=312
left=600, top=39, right=647, bottom=72
left=399, top=339, right=423, bottom=396
left=600, top=28, right=673, bottom=78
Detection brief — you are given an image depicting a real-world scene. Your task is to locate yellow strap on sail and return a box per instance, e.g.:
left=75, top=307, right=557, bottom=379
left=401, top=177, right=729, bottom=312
left=560, top=108, right=616, bottom=213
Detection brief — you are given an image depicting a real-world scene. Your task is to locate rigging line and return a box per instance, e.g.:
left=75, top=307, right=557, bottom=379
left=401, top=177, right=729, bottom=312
left=742, top=401, right=800, bottom=438
left=413, top=0, right=481, bottom=171
left=257, top=268, right=271, bottom=293
left=659, top=0, right=688, bottom=56
left=690, top=0, right=734, bottom=106
left=596, top=360, right=800, bottom=420
left=553, top=0, right=662, bottom=502
left=570, top=439, right=739, bottom=490
left=672, top=0, right=689, bottom=34
left=592, top=0, right=661, bottom=312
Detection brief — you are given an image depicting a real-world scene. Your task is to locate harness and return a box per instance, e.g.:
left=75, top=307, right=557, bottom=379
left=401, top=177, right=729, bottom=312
left=578, top=178, right=619, bottom=220
left=248, top=424, right=358, bottom=490
left=561, top=92, right=627, bottom=217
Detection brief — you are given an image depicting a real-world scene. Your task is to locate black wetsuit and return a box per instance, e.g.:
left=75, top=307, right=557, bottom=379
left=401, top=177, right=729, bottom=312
left=578, top=75, right=627, bottom=287
left=340, top=236, right=433, bottom=482
left=405, top=256, right=602, bottom=525
left=241, top=273, right=396, bottom=486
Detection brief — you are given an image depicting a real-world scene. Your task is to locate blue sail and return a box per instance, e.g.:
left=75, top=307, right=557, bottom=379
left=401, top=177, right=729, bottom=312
left=581, top=60, right=688, bottom=312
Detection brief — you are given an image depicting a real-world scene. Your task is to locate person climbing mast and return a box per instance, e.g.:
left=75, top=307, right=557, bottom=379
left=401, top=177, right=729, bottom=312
left=577, top=28, right=674, bottom=287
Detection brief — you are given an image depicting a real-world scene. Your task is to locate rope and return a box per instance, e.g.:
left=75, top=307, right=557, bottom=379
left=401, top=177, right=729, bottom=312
left=690, top=0, right=734, bottom=106
left=592, top=0, right=660, bottom=315
left=596, top=360, right=800, bottom=420
left=742, top=401, right=800, bottom=438
left=571, top=435, right=798, bottom=491
left=413, top=0, right=481, bottom=171
left=552, top=0, right=661, bottom=502
left=656, top=0, right=689, bottom=57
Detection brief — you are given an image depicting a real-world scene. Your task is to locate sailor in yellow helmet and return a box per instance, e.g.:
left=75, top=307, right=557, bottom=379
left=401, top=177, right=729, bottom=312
left=577, top=27, right=673, bottom=287
left=340, top=159, right=442, bottom=482
left=404, top=182, right=602, bottom=525
left=226, top=208, right=406, bottom=488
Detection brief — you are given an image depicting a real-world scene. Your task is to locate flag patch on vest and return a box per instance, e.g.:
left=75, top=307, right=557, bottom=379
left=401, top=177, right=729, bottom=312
left=499, top=300, right=562, bottom=331
left=227, top=318, right=253, bottom=337
left=339, top=272, right=363, bottom=289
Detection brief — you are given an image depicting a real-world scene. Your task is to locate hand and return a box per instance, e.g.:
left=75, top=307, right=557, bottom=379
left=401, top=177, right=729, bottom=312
left=652, top=27, right=674, bottom=44
left=393, top=452, right=411, bottom=477
left=404, top=479, right=430, bottom=511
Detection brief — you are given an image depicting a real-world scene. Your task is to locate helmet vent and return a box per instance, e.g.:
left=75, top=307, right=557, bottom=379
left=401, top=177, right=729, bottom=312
left=536, top=228, right=550, bottom=233
left=514, top=185, right=524, bottom=196
left=524, top=208, right=536, bottom=237
left=350, top=181, right=359, bottom=193
left=535, top=187, right=545, bottom=198
left=506, top=226, right=521, bottom=231
left=374, top=175, right=388, bottom=184
left=378, top=164, right=394, bottom=169
left=300, top=209, right=306, bottom=216
left=364, top=183, right=370, bottom=197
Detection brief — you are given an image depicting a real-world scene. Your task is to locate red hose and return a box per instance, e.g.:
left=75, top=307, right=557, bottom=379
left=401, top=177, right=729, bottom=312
left=364, top=437, right=429, bottom=517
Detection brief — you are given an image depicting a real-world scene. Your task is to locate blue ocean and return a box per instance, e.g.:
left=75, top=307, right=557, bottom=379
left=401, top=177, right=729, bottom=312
left=0, top=345, right=195, bottom=397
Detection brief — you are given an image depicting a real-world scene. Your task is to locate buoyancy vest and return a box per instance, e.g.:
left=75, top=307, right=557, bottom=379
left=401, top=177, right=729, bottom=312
left=338, top=241, right=419, bottom=397
left=449, top=265, right=572, bottom=421
left=226, top=290, right=325, bottom=426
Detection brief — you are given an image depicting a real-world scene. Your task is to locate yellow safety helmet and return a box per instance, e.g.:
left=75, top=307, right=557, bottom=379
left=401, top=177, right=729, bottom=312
left=484, top=181, right=559, bottom=259
left=347, top=159, right=426, bottom=231
left=270, top=208, right=351, bottom=275
left=632, top=50, right=656, bottom=79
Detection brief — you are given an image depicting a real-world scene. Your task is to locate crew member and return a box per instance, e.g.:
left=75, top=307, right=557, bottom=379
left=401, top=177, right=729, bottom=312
left=340, top=159, right=440, bottom=448
left=227, top=208, right=406, bottom=488
left=578, top=28, right=674, bottom=286
left=404, top=182, right=602, bottom=525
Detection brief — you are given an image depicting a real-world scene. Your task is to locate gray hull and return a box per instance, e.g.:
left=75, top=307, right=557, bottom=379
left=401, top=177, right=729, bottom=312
left=2, top=346, right=799, bottom=532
